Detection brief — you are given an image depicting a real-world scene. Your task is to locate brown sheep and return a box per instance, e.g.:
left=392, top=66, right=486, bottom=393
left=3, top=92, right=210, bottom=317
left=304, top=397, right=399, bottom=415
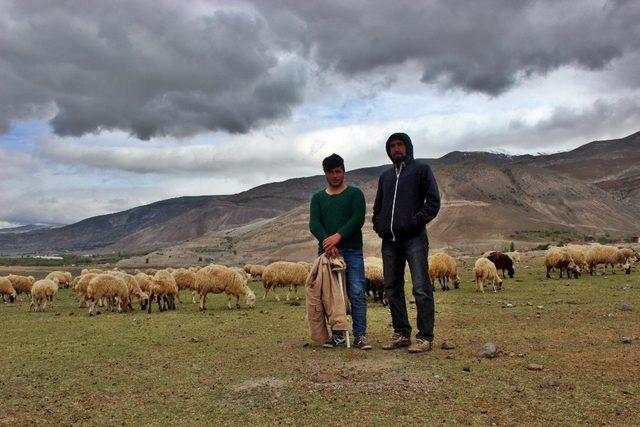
left=428, top=253, right=461, bottom=291
left=147, top=270, right=178, bottom=313
left=45, top=271, right=73, bottom=288
left=485, top=252, right=515, bottom=279
left=172, top=268, right=198, bottom=303
left=6, top=274, right=35, bottom=299
left=0, top=276, right=17, bottom=303
left=30, top=279, right=59, bottom=311
left=474, top=258, right=503, bottom=293
left=544, top=248, right=579, bottom=279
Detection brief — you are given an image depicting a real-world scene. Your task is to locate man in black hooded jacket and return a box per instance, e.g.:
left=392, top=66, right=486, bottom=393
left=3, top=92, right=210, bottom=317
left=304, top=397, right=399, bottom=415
left=372, top=132, right=440, bottom=353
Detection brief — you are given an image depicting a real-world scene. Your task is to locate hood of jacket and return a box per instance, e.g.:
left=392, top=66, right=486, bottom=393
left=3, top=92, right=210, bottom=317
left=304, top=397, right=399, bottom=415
left=385, top=132, right=414, bottom=164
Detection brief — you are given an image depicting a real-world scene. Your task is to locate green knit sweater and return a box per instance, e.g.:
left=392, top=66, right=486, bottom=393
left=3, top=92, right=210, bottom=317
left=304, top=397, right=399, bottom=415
left=309, top=186, right=366, bottom=251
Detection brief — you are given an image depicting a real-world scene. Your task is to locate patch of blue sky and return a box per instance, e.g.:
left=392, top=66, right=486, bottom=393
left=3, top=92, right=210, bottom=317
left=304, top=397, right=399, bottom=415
left=0, top=121, right=49, bottom=151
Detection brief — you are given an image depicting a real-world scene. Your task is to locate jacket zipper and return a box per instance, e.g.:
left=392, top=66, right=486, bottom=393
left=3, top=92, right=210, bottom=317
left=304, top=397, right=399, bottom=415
left=390, top=162, right=404, bottom=241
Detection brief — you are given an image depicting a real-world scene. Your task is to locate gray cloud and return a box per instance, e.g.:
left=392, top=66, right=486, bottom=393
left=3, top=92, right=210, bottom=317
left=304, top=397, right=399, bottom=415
left=258, top=0, right=640, bottom=95
left=1, top=1, right=639, bottom=140
left=0, top=0, right=306, bottom=139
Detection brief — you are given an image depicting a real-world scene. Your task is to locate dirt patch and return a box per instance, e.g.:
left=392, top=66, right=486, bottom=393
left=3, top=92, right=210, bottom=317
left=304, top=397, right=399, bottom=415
left=232, top=377, right=287, bottom=392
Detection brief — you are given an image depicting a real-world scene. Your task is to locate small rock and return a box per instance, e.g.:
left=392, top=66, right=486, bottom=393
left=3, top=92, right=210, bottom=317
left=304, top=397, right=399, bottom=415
left=302, top=342, right=309, bottom=348
left=621, top=337, right=633, bottom=344
left=536, top=314, right=541, bottom=318
left=555, top=300, right=563, bottom=304
left=546, top=380, right=561, bottom=388
left=502, top=303, right=514, bottom=308
left=526, top=302, right=533, bottom=306
left=508, top=352, right=516, bottom=357
left=279, top=315, right=286, bottom=320
left=190, top=337, right=202, bottom=343
left=260, top=309, right=269, bottom=314
left=527, top=363, right=544, bottom=371
left=515, top=386, right=524, bottom=393
left=621, top=303, right=633, bottom=312
left=445, top=355, right=455, bottom=360
left=536, top=305, right=544, bottom=309
left=54, top=313, right=60, bottom=316
left=620, top=389, right=633, bottom=395
left=479, top=342, right=498, bottom=358
left=288, top=301, right=301, bottom=306
left=441, top=341, right=456, bottom=350
left=517, top=353, right=525, bottom=357
left=567, top=300, right=578, bottom=305
left=68, top=312, right=74, bottom=316
left=462, top=365, right=471, bottom=372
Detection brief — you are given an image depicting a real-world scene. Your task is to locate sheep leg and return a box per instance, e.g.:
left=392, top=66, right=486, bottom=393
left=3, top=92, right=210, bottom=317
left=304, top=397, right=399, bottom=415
left=546, top=267, right=552, bottom=279
left=263, top=286, right=270, bottom=301
left=286, top=286, right=291, bottom=301
left=294, top=285, right=300, bottom=301
left=175, top=291, right=182, bottom=304
left=191, top=291, right=198, bottom=304
left=558, top=268, right=563, bottom=279
left=236, top=295, right=241, bottom=309
left=227, top=294, right=232, bottom=309
left=199, top=293, right=207, bottom=311
left=273, top=287, right=280, bottom=302
left=147, top=292, right=154, bottom=313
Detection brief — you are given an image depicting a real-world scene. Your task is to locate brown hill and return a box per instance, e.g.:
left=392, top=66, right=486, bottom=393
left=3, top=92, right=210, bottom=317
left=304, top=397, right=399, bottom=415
left=2, top=131, right=639, bottom=261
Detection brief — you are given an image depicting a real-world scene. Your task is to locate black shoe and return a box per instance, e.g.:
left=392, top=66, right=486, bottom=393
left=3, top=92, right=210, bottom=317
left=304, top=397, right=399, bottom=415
left=323, top=332, right=346, bottom=348
left=354, top=336, right=373, bottom=350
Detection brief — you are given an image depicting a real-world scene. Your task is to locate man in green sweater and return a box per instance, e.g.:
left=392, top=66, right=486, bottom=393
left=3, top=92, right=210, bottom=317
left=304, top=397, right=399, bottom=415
left=309, top=153, right=371, bottom=350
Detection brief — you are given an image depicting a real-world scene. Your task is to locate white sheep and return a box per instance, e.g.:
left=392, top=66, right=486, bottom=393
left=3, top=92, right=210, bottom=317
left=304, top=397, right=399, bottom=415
left=45, top=271, right=73, bottom=288
left=86, top=274, right=130, bottom=315
left=147, top=270, right=178, bottom=313
left=586, top=245, right=629, bottom=275
left=364, top=263, right=385, bottom=304
left=29, top=278, right=59, bottom=311
left=172, top=268, right=198, bottom=303
left=428, top=252, right=461, bottom=291
left=195, top=265, right=256, bottom=310
left=473, top=258, right=503, bottom=293
left=261, top=261, right=310, bottom=301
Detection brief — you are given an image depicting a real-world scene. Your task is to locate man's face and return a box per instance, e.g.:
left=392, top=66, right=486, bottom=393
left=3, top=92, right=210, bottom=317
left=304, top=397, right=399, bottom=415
left=389, top=140, right=407, bottom=162
left=325, top=166, right=345, bottom=188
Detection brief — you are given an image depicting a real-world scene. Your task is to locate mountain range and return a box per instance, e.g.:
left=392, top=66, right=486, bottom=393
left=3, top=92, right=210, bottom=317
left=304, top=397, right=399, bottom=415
left=1, top=131, right=639, bottom=265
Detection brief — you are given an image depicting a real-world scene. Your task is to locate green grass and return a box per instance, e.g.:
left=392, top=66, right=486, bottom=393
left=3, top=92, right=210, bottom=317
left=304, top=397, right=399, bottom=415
left=1, top=256, right=639, bottom=425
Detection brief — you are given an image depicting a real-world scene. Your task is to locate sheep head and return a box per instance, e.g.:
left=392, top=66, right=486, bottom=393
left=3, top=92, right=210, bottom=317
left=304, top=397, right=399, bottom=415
left=452, top=274, right=461, bottom=289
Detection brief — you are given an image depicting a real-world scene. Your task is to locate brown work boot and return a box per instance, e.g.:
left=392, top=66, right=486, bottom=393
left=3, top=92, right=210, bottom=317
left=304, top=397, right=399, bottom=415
left=382, top=332, right=411, bottom=350
left=407, top=338, right=433, bottom=353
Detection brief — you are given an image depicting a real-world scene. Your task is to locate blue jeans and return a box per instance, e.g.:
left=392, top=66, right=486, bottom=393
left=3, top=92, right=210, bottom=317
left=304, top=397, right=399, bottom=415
left=318, top=248, right=368, bottom=337
left=381, top=231, right=434, bottom=341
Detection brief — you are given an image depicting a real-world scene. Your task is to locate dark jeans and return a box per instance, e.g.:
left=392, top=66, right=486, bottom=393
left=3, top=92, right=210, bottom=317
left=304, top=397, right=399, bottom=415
left=381, top=231, right=434, bottom=341
left=318, top=248, right=367, bottom=337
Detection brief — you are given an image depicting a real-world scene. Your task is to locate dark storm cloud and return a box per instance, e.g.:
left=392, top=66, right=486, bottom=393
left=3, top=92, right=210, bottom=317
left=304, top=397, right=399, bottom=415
left=256, top=0, right=640, bottom=94
left=0, top=0, right=306, bottom=139
left=1, top=0, right=639, bottom=139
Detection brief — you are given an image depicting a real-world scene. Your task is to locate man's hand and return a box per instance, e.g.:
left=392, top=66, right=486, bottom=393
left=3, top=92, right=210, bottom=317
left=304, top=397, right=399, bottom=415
left=326, top=246, right=340, bottom=259
left=322, top=232, right=342, bottom=252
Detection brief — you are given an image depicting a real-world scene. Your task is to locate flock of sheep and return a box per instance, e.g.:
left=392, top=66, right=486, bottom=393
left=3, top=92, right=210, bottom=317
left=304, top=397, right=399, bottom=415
left=0, top=244, right=638, bottom=314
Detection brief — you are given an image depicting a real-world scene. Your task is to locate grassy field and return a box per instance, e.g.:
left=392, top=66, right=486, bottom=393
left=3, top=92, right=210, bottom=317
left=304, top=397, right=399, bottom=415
left=1, top=255, right=639, bottom=425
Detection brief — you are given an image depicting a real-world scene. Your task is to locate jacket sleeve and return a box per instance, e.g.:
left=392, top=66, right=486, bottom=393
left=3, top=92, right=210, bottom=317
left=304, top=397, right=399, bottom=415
left=415, top=164, right=440, bottom=225
left=372, top=176, right=383, bottom=232
left=337, top=188, right=366, bottom=239
left=309, top=193, right=329, bottom=242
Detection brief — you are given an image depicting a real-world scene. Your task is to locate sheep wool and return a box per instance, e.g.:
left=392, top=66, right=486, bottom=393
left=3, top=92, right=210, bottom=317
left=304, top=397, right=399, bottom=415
left=30, top=279, right=59, bottom=312
left=0, top=276, right=17, bottom=303
left=428, top=252, right=461, bottom=291
left=261, top=261, right=310, bottom=302
left=473, top=258, right=503, bottom=293
left=195, top=265, right=255, bottom=310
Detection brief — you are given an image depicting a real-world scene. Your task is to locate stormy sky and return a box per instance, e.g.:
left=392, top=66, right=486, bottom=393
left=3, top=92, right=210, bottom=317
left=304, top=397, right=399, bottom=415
left=1, top=0, right=639, bottom=227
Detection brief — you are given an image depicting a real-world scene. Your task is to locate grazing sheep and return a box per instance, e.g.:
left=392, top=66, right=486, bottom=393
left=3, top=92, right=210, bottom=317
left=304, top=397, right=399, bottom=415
left=586, top=245, right=629, bottom=275
left=565, top=245, right=588, bottom=271
left=474, top=258, right=503, bottom=293
left=249, top=264, right=265, bottom=280
left=0, top=276, right=17, bottom=303
left=86, top=274, right=130, bottom=315
left=505, top=251, right=521, bottom=263
left=45, top=271, right=73, bottom=288
left=428, top=253, right=461, bottom=291
left=74, top=273, right=98, bottom=307
left=111, top=272, right=149, bottom=310
left=364, top=263, right=386, bottom=305
left=261, top=261, right=310, bottom=301
left=145, top=268, right=157, bottom=276
left=81, top=268, right=103, bottom=275
left=485, top=252, right=515, bottom=279
left=172, top=268, right=198, bottom=303
left=6, top=275, right=35, bottom=299
left=364, top=257, right=383, bottom=267
left=29, top=279, right=59, bottom=311
left=195, top=265, right=256, bottom=310
left=544, top=248, right=580, bottom=279
left=243, top=264, right=252, bottom=273
left=147, top=270, right=178, bottom=313
left=618, top=247, right=639, bottom=263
